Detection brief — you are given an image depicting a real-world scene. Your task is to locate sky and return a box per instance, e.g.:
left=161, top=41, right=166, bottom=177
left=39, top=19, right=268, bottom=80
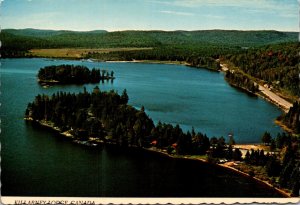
left=0, top=0, right=299, bottom=31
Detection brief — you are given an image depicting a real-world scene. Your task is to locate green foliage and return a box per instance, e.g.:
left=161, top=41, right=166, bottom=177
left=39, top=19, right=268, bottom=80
left=4, top=28, right=107, bottom=38
left=265, top=156, right=281, bottom=177
left=209, top=137, right=226, bottom=158
left=38, top=64, right=114, bottom=85
left=275, top=132, right=291, bottom=149
left=191, top=132, right=210, bottom=155
left=2, top=29, right=297, bottom=59
left=25, top=88, right=211, bottom=153
left=120, top=89, right=129, bottom=104
left=25, top=88, right=153, bottom=146
left=233, top=148, right=242, bottom=161
left=0, top=32, right=48, bottom=57
left=223, top=42, right=300, bottom=97
left=244, top=149, right=279, bottom=166
left=261, top=131, right=272, bottom=145
left=278, top=145, right=300, bottom=197
left=279, top=102, right=300, bottom=134
left=85, top=46, right=224, bottom=69
left=3, top=29, right=297, bottom=49
left=245, top=151, right=251, bottom=163
left=270, top=139, right=276, bottom=151
left=225, top=145, right=242, bottom=161
left=225, top=70, right=259, bottom=93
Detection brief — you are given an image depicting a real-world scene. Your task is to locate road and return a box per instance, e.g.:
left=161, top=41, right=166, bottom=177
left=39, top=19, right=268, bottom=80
left=258, top=85, right=292, bottom=112
left=220, top=63, right=292, bottom=112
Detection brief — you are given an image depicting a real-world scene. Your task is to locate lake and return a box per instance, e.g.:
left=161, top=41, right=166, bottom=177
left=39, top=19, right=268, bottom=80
left=1, top=58, right=284, bottom=197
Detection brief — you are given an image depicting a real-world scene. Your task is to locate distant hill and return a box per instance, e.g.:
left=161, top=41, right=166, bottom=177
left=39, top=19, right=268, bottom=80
left=136, top=30, right=298, bottom=47
left=3, top=28, right=108, bottom=38
left=1, top=29, right=297, bottom=49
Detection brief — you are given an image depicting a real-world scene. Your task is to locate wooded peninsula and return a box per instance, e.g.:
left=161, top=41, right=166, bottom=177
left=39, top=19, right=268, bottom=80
left=24, top=87, right=299, bottom=196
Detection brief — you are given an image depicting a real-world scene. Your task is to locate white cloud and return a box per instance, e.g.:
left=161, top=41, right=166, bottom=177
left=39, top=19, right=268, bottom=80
left=159, top=10, right=194, bottom=16
left=163, top=0, right=295, bottom=10
left=149, top=0, right=298, bottom=19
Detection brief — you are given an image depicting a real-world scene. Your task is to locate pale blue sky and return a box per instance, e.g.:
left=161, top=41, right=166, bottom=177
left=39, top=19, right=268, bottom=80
left=1, top=0, right=299, bottom=31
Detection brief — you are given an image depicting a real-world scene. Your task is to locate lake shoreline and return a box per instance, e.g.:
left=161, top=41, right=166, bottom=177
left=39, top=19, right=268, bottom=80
left=105, top=59, right=190, bottom=66
left=141, top=147, right=290, bottom=198
left=9, top=56, right=293, bottom=112
left=24, top=117, right=291, bottom=198
left=21, top=55, right=296, bottom=135
left=219, top=63, right=293, bottom=113
left=219, top=63, right=298, bottom=136
left=107, top=59, right=294, bottom=115
left=18, top=55, right=295, bottom=136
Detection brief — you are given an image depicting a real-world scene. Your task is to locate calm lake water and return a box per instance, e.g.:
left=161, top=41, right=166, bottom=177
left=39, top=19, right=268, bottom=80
left=1, top=58, right=284, bottom=197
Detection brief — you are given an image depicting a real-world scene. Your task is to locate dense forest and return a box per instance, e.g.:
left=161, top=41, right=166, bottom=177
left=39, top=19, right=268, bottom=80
left=24, top=87, right=299, bottom=196
left=24, top=87, right=211, bottom=154
left=22, top=87, right=249, bottom=158
left=278, top=102, right=300, bottom=134
left=2, top=29, right=297, bottom=47
left=225, top=70, right=259, bottom=93
left=222, top=42, right=300, bottom=97
left=221, top=41, right=300, bottom=196
left=246, top=132, right=300, bottom=196
left=2, top=27, right=299, bottom=197
left=85, top=47, right=221, bottom=70
left=221, top=42, right=300, bottom=138
left=4, top=29, right=295, bottom=73
left=1, top=29, right=297, bottom=58
left=38, top=65, right=114, bottom=85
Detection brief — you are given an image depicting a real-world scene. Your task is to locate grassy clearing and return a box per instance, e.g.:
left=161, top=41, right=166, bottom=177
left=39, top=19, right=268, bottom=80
left=29, top=47, right=153, bottom=58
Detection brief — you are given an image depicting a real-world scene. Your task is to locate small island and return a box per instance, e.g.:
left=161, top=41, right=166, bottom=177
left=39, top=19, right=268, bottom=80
left=37, top=64, right=115, bottom=85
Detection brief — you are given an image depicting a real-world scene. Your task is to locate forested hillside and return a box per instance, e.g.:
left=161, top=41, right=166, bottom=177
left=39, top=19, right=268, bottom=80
left=1, top=29, right=297, bottom=58
left=2, top=29, right=297, bottom=47
left=222, top=42, right=300, bottom=97
left=3, top=28, right=107, bottom=38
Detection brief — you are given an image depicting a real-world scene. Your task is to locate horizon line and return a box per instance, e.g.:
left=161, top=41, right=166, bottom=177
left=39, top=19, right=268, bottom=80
left=3, top=27, right=299, bottom=33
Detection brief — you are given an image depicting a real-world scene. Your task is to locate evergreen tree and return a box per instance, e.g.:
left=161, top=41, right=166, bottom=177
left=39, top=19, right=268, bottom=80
left=121, top=89, right=129, bottom=104
left=261, top=131, right=272, bottom=145
left=233, top=148, right=242, bottom=161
